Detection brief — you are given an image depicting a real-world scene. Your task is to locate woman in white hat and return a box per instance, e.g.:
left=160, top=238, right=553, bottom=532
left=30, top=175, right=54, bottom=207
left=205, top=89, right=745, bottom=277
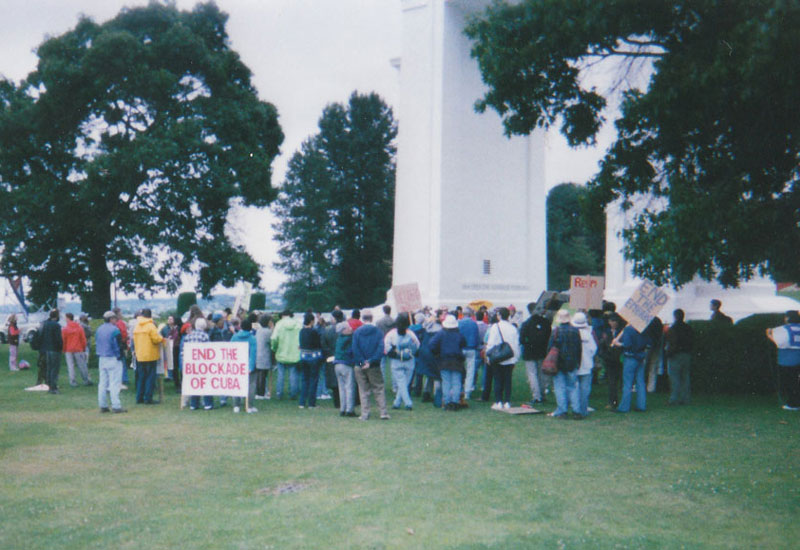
left=572, top=312, right=597, bottom=418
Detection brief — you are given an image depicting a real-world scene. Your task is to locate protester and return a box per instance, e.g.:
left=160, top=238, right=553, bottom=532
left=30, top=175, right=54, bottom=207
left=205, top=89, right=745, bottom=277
left=348, top=308, right=363, bottom=331
left=519, top=303, right=551, bottom=405
left=546, top=309, right=582, bottom=418
left=643, top=316, right=664, bottom=393
left=612, top=321, right=651, bottom=413
left=599, top=313, right=624, bottom=409
left=183, top=317, right=214, bottom=410
left=320, top=312, right=339, bottom=407
left=416, top=311, right=442, bottom=403
left=665, top=309, right=693, bottom=406
left=709, top=299, right=733, bottom=324
left=231, top=318, right=258, bottom=413
left=40, top=309, right=64, bottom=395
left=572, top=312, right=597, bottom=418
left=334, top=320, right=357, bottom=417
left=458, top=309, right=480, bottom=399
left=6, top=313, right=20, bottom=371
left=96, top=311, right=126, bottom=413
left=160, top=315, right=180, bottom=386
left=113, top=308, right=131, bottom=389
left=766, top=310, right=800, bottom=411
left=298, top=312, right=324, bottom=409
left=384, top=313, right=420, bottom=410
left=352, top=311, right=390, bottom=420
left=486, top=307, right=520, bottom=410
left=429, top=314, right=466, bottom=411
left=271, top=310, right=302, bottom=400
left=62, top=312, right=91, bottom=387
left=132, top=308, right=163, bottom=405
left=254, top=314, right=273, bottom=400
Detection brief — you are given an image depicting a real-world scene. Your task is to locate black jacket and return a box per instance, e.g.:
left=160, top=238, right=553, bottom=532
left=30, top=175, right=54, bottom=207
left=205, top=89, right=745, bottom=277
left=39, top=319, right=63, bottom=353
left=519, top=314, right=552, bottom=361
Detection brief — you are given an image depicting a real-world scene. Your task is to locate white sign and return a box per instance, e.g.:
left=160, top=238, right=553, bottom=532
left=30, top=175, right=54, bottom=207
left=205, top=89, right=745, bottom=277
left=617, top=279, right=669, bottom=332
left=569, top=275, right=605, bottom=310
left=181, top=341, right=249, bottom=397
left=392, top=282, right=422, bottom=313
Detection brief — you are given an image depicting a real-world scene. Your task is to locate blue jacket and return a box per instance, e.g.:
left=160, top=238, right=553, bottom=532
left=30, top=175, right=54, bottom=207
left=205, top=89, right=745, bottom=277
left=352, top=324, right=384, bottom=365
left=230, top=329, right=257, bottom=373
left=458, top=318, right=480, bottom=349
left=95, top=322, right=122, bottom=360
left=619, top=325, right=651, bottom=359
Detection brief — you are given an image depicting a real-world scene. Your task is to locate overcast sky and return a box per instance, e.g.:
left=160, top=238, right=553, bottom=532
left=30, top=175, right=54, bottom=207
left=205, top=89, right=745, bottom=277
left=0, top=0, right=611, bottom=298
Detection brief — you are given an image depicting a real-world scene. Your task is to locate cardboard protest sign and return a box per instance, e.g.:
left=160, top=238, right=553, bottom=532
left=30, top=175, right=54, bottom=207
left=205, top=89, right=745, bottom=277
left=181, top=341, right=249, bottom=397
left=232, top=282, right=254, bottom=316
left=392, top=282, right=422, bottom=313
left=569, top=275, right=604, bottom=311
left=617, top=279, right=669, bottom=332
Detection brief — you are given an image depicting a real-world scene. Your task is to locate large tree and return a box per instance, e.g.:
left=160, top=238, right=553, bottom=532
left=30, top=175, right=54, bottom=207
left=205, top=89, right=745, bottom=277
left=466, top=0, right=800, bottom=288
left=273, top=92, right=396, bottom=310
left=0, top=2, right=283, bottom=315
left=547, top=183, right=605, bottom=291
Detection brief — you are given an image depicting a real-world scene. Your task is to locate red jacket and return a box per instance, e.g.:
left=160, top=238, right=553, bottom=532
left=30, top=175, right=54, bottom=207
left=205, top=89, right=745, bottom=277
left=62, top=320, right=87, bottom=353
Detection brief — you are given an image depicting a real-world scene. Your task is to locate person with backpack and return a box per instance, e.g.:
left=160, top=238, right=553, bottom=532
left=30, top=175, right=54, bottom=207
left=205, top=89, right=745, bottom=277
left=384, top=313, right=420, bottom=411
left=546, top=309, right=582, bottom=419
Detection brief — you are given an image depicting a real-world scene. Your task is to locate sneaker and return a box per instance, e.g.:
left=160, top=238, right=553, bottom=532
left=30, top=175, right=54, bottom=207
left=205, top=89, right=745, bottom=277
left=359, top=415, right=369, bottom=421
left=246, top=407, right=258, bottom=413
left=587, top=406, right=596, bottom=413
left=782, top=404, right=800, bottom=411
left=190, top=406, right=198, bottom=410
left=319, top=394, right=332, bottom=400
left=112, top=408, right=128, bottom=413
left=298, top=405, right=305, bottom=409
left=204, top=405, right=213, bottom=410
left=233, top=406, right=241, bottom=413
left=120, top=384, right=128, bottom=390
left=503, top=402, right=511, bottom=409
left=491, top=402, right=502, bottom=410
left=254, top=395, right=267, bottom=400
left=380, top=414, right=391, bottom=420
left=100, top=407, right=111, bottom=413
left=265, top=391, right=271, bottom=399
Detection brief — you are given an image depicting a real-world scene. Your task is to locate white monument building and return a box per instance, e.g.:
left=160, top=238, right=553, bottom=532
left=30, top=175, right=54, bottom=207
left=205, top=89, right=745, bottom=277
left=392, top=0, right=547, bottom=308
left=391, top=0, right=798, bottom=320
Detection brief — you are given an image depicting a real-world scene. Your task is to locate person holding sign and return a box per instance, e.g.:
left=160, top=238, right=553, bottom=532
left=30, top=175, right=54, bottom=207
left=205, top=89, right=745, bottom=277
left=231, top=319, right=257, bottom=413
left=612, top=323, right=651, bottom=413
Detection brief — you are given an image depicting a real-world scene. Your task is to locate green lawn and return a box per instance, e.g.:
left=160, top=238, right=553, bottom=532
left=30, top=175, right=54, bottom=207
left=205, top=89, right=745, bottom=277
left=1, top=344, right=798, bottom=549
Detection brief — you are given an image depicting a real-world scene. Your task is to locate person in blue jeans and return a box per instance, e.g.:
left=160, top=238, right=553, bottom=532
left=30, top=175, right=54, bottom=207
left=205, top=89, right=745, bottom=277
left=613, top=323, right=651, bottom=413
left=546, top=309, right=582, bottom=419
left=428, top=315, right=467, bottom=411
left=384, top=313, right=420, bottom=410
left=572, top=312, right=597, bottom=418
left=298, top=312, right=323, bottom=409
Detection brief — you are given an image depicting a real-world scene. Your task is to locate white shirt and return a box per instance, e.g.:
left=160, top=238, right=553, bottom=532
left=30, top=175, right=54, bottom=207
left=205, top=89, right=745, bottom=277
left=575, top=325, right=597, bottom=375
left=485, top=320, right=520, bottom=366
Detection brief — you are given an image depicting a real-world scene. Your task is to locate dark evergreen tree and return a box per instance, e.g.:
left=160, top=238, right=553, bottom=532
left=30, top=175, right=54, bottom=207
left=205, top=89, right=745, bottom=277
left=0, top=2, right=283, bottom=315
left=546, top=183, right=605, bottom=291
left=273, top=92, right=396, bottom=310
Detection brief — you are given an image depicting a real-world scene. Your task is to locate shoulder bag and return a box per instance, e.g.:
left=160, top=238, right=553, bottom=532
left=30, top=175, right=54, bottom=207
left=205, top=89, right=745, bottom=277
left=487, top=324, right=514, bottom=365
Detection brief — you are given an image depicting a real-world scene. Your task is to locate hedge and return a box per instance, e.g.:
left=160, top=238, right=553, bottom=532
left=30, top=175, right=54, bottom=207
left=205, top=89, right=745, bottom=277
left=250, top=292, right=266, bottom=311
left=687, top=313, right=784, bottom=395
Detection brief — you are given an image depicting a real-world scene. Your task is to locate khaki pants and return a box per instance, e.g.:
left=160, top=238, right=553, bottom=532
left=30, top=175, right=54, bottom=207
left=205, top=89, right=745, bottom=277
left=353, top=364, right=387, bottom=418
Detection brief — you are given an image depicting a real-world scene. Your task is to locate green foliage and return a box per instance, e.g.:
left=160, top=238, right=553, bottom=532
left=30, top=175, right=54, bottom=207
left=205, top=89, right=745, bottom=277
left=176, top=292, right=197, bottom=319
left=0, top=2, right=283, bottom=316
left=688, top=315, right=784, bottom=395
left=249, top=292, right=266, bottom=311
left=546, top=183, right=605, bottom=290
left=273, top=92, right=396, bottom=310
left=466, top=0, right=800, bottom=288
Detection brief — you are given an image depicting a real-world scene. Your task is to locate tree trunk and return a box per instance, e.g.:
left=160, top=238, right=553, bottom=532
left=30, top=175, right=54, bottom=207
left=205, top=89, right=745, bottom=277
left=81, top=250, right=112, bottom=318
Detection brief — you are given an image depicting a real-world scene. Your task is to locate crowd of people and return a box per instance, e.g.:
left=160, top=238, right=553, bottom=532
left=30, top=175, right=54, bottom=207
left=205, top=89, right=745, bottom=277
left=5, top=298, right=800, bottom=416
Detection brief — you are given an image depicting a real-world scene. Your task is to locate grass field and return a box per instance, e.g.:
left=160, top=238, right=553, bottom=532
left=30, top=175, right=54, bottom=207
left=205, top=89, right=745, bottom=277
left=1, top=344, right=798, bottom=549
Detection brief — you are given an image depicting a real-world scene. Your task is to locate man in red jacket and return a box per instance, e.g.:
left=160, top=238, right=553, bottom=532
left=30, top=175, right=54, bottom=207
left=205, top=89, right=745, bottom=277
left=62, top=312, right=91, bottom=386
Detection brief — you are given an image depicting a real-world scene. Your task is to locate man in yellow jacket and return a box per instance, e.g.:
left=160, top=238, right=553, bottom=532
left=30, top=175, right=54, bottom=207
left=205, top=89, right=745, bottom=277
left=133, top=308, right=163, bottom=405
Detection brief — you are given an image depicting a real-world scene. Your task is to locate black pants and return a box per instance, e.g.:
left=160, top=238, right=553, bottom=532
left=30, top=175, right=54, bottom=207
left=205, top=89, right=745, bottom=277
left=172, top=345, right=181, bottom=392
left=605, top=355, right=622, bottom=406
left=482, top=362, right=495, bottom=401
left=493, top=364, right=514, bottom=404
left=779, top=365, right=800, bottom=408
left=255, top=369, right=268, bottom=396
left=45, top=351, right=61, bottom=390
left=37, top=352, right=47, bottom=385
